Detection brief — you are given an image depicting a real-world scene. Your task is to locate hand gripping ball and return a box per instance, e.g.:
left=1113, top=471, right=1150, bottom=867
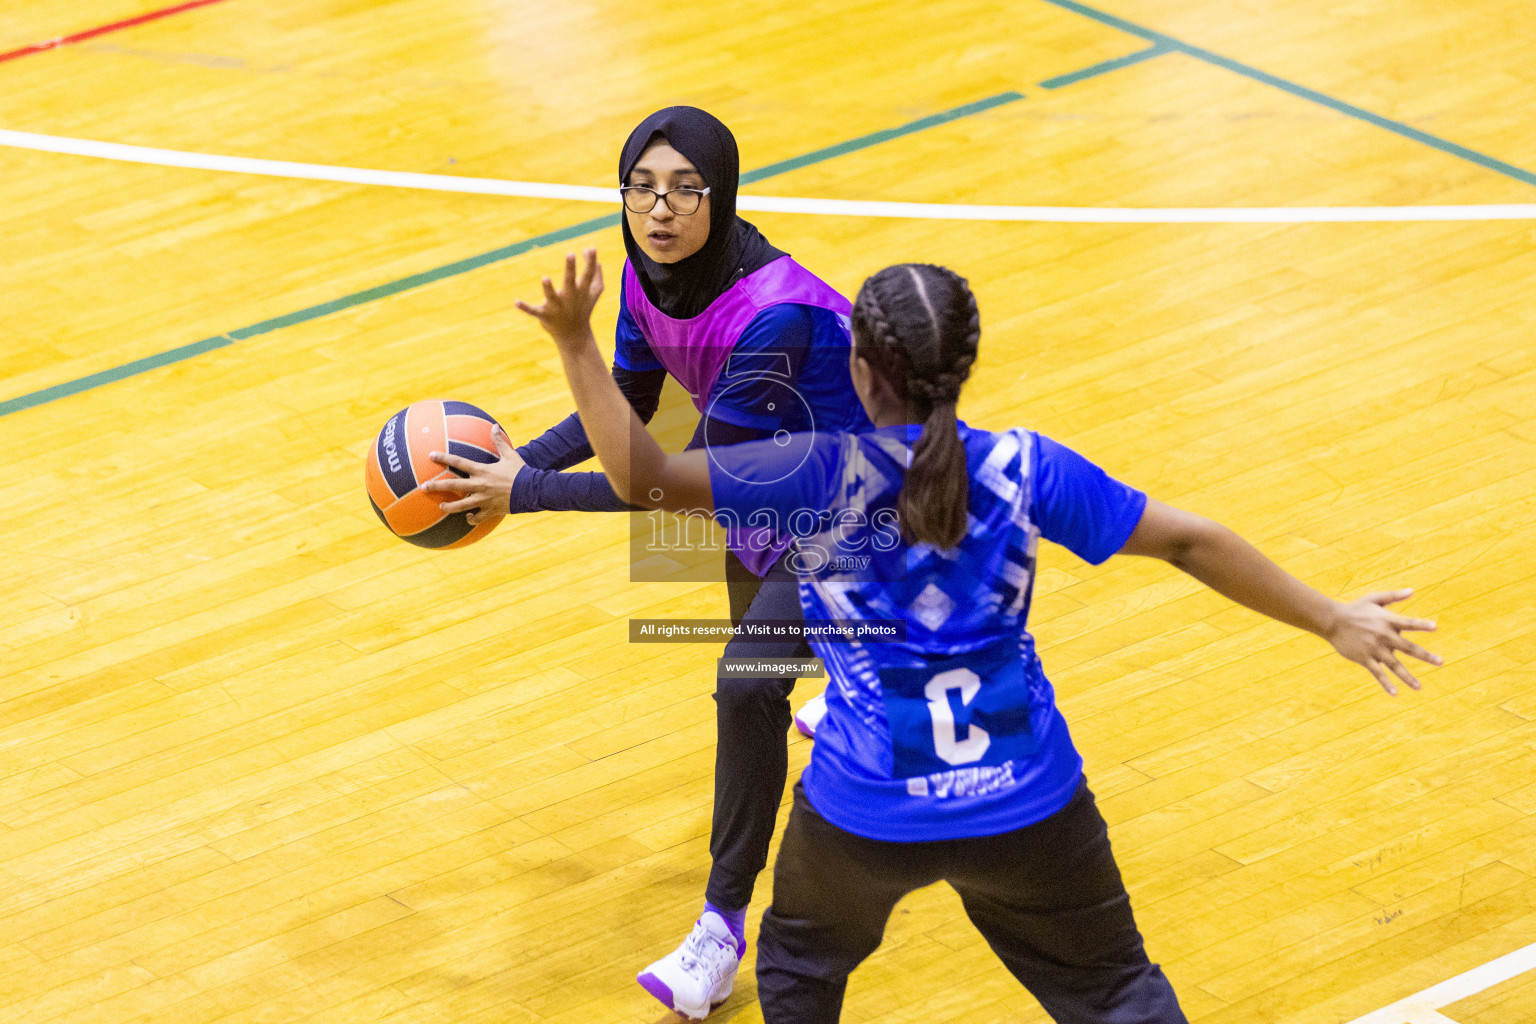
left=365, top=399, right=504, bottom=549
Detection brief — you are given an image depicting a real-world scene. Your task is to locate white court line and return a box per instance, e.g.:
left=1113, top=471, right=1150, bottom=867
left=738, top=195, right=1536, bottom=223
left=1344, top=939, right=1536, bottom=1024
left=5, top=128, right=1536, bottom=223
left=0, top=128, right=617, bottom=202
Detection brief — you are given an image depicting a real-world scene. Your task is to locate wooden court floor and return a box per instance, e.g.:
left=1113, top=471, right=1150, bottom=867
left=2, top=1, right=1534, bottom=1021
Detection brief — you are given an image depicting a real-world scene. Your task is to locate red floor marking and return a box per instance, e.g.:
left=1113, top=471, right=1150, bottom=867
left=0, top=0, right=233, bottom=65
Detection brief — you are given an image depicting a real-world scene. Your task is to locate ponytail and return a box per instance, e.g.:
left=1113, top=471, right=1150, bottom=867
left=902, top=400, right=968, bottom=548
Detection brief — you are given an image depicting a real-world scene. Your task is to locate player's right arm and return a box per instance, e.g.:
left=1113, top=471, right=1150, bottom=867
left=426, top=278, right=668, bottom=521
left=518, top=279, right=667, bottom=472
left=519, top=249, right=715, bottom=514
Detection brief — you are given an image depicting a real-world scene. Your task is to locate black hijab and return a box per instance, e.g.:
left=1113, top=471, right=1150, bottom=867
left=619, top=106, right=786, bottom=320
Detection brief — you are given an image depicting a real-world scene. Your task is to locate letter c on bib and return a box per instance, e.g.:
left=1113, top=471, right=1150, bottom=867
left=924, top=668, right=991, bottom=765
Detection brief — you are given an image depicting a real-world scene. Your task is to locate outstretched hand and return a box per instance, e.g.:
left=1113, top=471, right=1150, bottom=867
left=1324, top=589, right=1441, bottom=696
left=516, top=248, right=604, bottom=348
left=423, top=424, right=526, bottom=525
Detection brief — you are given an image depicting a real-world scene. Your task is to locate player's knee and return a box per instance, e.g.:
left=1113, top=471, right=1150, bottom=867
left=717, top=636, right=800, bottom=706
left=714, top=669, right=793, bottom=708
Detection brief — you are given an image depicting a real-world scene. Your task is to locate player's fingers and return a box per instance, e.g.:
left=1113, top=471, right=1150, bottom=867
left=1363, top=588, right=1413, bottom=608
left=1390, top=614, right=1437, bottom=632
left=514, top=298, right=542, bottom=317
left=428, top=451, right=473, bottom=471
left=542, top=276, right=557, bottom=302
left=590, top=252, right=605, bottom=297
left=1393, top=636, right=1443, bottom=666
left=563, top=252, right=578, bottom=292
left=1384, top=654, right=1421, bottom=691
left=1366, top=660, right=1398, bottom=696
left=437, top=496, right=478, bottom=513
left=492, top=425, right=516, bottom=457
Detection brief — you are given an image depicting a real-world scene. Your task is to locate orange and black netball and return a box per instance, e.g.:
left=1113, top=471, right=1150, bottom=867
left=365, top=399, right=504, bottom=549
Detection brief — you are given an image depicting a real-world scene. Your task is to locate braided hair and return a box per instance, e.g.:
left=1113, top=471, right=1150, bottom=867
left=851, top=264, right=980, bottom=549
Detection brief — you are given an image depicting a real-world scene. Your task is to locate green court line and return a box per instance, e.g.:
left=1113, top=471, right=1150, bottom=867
left=0, top=335, right=237, bottom=415
left=1039, top=41, right=1171, bottom=89
left=740, top=91, right=1024, bottom=183
left=0, top=91, right=1026, bottom=419
left=1037, top=0, right=1536, bottom=188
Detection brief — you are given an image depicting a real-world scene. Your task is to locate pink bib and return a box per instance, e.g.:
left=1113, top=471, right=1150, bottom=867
left=623, top=256, right=852, bottom=577
left=622, top=256, right=852, bottom=413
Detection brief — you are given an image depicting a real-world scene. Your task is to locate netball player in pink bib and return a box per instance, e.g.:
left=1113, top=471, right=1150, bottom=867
left=428, top=108, right=870, bottom=1018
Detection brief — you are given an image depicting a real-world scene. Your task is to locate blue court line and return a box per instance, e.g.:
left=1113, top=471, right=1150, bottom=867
left=0, top=91, right=1025, bottom=419
left=1036, top=0, right=1536, bottom=188
left=1039, top=41, right=1172, bottom=89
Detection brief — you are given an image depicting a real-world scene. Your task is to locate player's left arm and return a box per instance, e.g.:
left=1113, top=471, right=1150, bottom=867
left=1119, top=498, right=1441, bottom=695
left=517, top=249, right=714, bottom=514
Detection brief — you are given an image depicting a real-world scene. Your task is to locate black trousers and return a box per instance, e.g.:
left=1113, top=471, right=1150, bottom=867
left=756, top=780, right=1188, bottom=1024
left=707, top=550, right=811, bottom=910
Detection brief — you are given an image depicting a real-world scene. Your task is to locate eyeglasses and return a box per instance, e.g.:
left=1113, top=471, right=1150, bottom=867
left=620, top=185, right=710, bottom=215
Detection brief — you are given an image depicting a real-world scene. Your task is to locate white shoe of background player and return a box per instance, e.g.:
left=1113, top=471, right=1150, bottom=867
left=794, top=691, right=828, bottom=738
left=636, top=911, right=743, bottom=1019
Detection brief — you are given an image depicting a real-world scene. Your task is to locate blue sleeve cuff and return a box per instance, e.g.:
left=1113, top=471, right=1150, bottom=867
left=509, top=466, right=637, bottom=513
left=508, top=464, right=541, bottom=514
left=1083, top=488, right=1147, bottom=564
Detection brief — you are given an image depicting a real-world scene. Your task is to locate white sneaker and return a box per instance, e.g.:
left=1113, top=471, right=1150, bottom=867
left=636, top=911, right=743, bottom=1019
left=794, top=692, right=828, bottom=738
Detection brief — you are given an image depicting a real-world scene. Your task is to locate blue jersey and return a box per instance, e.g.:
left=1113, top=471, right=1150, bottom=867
left=708, top=423, right=1147, bottom=841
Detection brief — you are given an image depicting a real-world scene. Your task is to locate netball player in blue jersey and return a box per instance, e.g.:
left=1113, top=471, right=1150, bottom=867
left=517, top=249, right=1442, bottom=1022
left=426, top=107, right=867, bottom=1017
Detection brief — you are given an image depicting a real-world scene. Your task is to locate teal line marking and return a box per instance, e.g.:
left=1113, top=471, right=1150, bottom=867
left=0, top=334, right=234, bottom=417
left=1037, top=0, right=1536, bottom=187
left=740, top=91, right=1024, bottom=183
left=2, top=92, right=1027, bottom=417
left=1039, top=41, right=1171, bottom=89
left=227, top=212, right=622, bottom=341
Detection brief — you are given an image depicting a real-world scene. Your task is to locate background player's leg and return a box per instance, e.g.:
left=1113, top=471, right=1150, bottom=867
left=639, top=551, right=811, bottom=1016
left=707, top=551, right=810, bottom=913
left=757, top=782, right=936, bottom=1023
left=948, top=782, right=1188, bottom=1024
